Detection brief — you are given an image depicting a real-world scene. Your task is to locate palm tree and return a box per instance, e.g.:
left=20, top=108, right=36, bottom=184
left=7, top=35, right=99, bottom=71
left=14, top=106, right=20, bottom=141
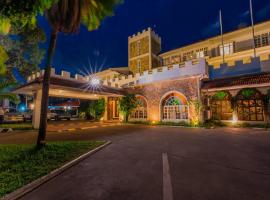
left=0, top=80, right=19, bottom=104
left=37, top=0, right=122, bottom=146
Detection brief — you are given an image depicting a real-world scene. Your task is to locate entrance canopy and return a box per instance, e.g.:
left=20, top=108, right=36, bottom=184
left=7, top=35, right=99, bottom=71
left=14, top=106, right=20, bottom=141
left=13, top=70, right=126, bottom=129
left=14, top=74, right=126, bottom=99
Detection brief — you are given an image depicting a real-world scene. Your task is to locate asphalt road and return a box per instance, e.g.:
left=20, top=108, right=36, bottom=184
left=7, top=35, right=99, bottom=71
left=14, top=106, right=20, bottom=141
left=1, top=124, right=270, bottom=200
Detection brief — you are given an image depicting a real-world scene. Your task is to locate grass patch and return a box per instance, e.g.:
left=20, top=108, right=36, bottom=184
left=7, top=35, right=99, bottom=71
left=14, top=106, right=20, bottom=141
left=0, top=141, right=105, bottom=198
left=0, top=123, right=33, bottom=130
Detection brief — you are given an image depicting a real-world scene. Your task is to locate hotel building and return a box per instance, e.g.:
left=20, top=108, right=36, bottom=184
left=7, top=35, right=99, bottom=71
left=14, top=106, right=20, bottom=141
left=15, top=20, right=270, bottom=128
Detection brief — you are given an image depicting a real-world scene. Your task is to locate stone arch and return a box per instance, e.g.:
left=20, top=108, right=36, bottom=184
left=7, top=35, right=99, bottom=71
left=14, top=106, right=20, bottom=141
left=160, top=91, right=188, bottom=122
left=130, top=95, right=148, bottom=121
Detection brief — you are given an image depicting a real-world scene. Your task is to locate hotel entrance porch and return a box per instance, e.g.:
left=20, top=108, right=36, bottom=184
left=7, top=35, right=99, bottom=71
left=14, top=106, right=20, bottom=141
left=13, top=69, right=126, bottom=128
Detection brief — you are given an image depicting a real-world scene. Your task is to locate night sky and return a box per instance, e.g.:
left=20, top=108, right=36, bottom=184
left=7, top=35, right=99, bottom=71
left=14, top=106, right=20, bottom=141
left=38, top=0, right=270, bottom=75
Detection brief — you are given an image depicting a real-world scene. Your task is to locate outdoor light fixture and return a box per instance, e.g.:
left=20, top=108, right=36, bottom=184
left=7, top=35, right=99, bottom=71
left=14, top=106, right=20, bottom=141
left=90, top=77, right=100, bottom=86
left=29, top=103, right=34, bottom=110
left=232, top=113, right=238, bottom=124
left=19, top=106, right=26, bottom=112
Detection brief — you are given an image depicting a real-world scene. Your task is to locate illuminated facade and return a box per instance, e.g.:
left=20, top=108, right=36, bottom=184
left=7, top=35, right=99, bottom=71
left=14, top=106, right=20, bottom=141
left=100, top=20, right=270, bottom=124
left=15, top=21, right=270, bottom=128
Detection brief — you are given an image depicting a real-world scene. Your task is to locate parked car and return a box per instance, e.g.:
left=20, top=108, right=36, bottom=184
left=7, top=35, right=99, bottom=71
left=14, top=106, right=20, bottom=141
left=0, top=108, right=4, bottom=123
left=47, top=110, right=58, bottom=121
left=4, top=109, right=24, bottom=123
left=20, top=110, right=58, bottom=122
left=54, top=110, right=72, bottom=121
left=22, top=110, right=33, bottom=122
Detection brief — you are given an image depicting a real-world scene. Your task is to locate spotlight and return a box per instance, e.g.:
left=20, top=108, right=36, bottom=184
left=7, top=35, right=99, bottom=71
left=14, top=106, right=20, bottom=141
left=90, top=78, right=100, bottom=86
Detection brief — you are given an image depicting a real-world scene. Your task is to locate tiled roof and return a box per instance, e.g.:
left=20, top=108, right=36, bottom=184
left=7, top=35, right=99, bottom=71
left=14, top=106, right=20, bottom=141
left=202, top=72, right=270, bottom=90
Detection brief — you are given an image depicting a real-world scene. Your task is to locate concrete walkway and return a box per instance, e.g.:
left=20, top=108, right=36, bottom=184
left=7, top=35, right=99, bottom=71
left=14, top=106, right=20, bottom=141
left=2, top=126, right=270, bottom=200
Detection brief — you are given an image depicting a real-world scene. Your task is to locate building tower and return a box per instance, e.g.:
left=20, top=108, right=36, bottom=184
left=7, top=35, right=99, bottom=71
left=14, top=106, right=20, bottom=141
left=128, top=28, right=161, bottom=74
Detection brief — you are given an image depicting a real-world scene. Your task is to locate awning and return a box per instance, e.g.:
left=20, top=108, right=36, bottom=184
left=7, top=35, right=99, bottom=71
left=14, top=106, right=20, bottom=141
left=14, top=76, right=127, bottom=99
left=202, top=72, right=270, bottom=92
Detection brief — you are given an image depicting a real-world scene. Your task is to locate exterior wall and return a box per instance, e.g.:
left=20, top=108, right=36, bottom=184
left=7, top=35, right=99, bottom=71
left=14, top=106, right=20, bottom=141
left=159, top=20, right=270, bottom=69
left=103, top=58, right=208, bottom=88
left=131, top=77, right=200, bottom=122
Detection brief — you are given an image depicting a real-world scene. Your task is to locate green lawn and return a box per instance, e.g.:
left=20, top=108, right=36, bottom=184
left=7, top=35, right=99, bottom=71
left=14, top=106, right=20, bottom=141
left=0, top=141, right=105, bottom=198
left=0, top=123, right=33, bottom=130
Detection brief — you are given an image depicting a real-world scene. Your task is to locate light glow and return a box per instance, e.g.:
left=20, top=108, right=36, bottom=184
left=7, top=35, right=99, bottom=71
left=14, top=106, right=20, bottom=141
left=90, top=77, right=100, bottom=86
left=232, top=113, right=238, bottom=124
left=29, top=103, right=34, bottom=110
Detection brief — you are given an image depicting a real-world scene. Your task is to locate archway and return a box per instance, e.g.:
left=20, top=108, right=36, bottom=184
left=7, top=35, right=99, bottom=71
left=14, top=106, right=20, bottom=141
left=160, top=92, right=188, bottom=122
left=130, top=95, right=148, bottom=120
left=236, top=88, right=264, bottom=121
left=210, top=91, right=233, bottom=120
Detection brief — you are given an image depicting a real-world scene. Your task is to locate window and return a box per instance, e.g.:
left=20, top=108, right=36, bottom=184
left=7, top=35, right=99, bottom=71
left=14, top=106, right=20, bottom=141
left=163, top=58, right=170, bottom=66
left=262, top=33, right=269, bottom=46
left=137, top=41, right=141, bottom=55
left=254, top=33, right=269, bottom=48
left=162, top=93, right=188, bottom=121
left=196, top=50, right=204, bottom=58
left=220, top=43, right=234, bottom=55
left=182, top=53, right=187, bottom=62
left=130, top=96, right=147, bottom=120
left=236, top=89, right=264, bottom=121
left=196, top=48, right=208, bottom=58
left=171, top=55, right=181, bottom=64
left=137, top=59, right=141, bottom=73
left=254, top=35, right=262, bottom=48
left=210, top=91, right=233, bottom=120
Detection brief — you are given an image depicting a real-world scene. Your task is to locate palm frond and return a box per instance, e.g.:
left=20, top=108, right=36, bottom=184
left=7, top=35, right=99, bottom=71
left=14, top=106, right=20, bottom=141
left=0, top=93, right=20, bottom=104
left=0, top=80, right=17, bottom=91
left=81, top=0, right=123, bottom=31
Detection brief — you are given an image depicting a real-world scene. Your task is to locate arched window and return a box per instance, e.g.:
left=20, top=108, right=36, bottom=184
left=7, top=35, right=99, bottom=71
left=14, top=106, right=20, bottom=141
left=130, top=96, right=147, bottom=120
left=161, top=93, right=188, bottom=121
left=236, top=89, right=264, bottom=121
left=210, top=91, right=233, bottom=120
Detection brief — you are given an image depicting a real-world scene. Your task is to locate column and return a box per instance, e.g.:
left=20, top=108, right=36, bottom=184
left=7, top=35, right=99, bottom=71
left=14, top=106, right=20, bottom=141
left=103, top=96, right=108, bottom=121
left=32, top=89, right=42, bottom=129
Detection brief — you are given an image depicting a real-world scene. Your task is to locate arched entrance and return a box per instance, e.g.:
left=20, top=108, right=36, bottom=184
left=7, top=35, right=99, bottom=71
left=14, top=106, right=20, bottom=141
left=236, top=88, right=264, bottom=121
left=161, top=92, right=188, bottom=122
left=210, top=91, right=233, bottom=120
left=130, top=95, right=148, bottom=121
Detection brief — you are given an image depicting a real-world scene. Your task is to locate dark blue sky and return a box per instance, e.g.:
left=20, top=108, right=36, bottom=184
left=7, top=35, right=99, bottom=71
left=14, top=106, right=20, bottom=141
left=38, top=0, right=270, bottom=75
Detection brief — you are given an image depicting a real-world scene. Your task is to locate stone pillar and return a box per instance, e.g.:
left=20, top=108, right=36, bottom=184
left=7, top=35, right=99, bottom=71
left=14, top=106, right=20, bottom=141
left=32, top=89, right=42, bottom=129
left=103, top=96, right=108, bottom=121
left=3, top=99, right=9, bottom=109
left=264, top=97, right=270, bottom=123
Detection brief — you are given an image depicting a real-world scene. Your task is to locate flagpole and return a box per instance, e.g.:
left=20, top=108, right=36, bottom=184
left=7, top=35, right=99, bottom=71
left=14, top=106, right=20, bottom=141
left=250, top=0, right=256, bottom=57
left=219, top=10, right=225, bottom=63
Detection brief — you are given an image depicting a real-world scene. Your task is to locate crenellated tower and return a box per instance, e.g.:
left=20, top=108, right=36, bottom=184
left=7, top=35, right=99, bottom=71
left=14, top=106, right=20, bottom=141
left=128, top=28, right=161, bottom=74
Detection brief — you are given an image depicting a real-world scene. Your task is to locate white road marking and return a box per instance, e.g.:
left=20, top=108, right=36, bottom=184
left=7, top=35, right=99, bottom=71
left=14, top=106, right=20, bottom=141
left=162, top=153, right=174, bottom=200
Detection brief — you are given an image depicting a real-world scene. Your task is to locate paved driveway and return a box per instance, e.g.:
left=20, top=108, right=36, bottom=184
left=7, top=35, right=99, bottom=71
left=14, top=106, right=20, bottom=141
left=2, top=125, right=270, bottom=200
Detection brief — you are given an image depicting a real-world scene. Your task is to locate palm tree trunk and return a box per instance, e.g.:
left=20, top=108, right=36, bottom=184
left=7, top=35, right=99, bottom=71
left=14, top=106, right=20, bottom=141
left=37, top=30, right=58, bottom=147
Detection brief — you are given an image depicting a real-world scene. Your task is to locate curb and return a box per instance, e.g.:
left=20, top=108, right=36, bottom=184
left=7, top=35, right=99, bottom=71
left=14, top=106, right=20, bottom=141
left=0, top=128, right=13, bottom=133
left=2, top=141, right=112, bottom=200
left=54, top=124, right=121, bottom=133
